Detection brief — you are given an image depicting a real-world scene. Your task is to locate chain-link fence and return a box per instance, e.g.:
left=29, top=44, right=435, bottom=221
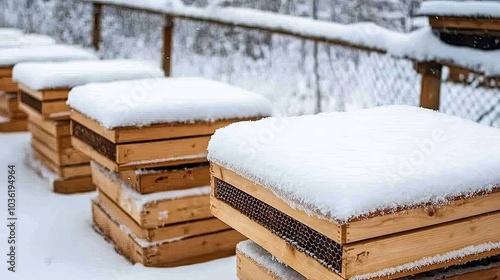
left=1, top=0, right=499, bottom=125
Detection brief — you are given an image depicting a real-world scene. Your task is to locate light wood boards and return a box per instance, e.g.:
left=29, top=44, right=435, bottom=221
left=97, top=189, right=229, bottom=242
left=212, top=197, right=500, bottom=279
left=0, top=117, right=27, bottom=132
left=71, top=110, right=245, bottom=143
left=92, top=163, right=213, bottom=228
left=429, top=16, right=500, bottom=33
left=18, top=84, right=70, bottom=101
left=119, top=164, right=210, bottom=194
left=24, top=107, right=70, bottom=137
left=92, top=200, right=245, bottom=267
left=236, top=246, right=500, bottom=280
left=31, top=136, right=90, bottom=166
left=0, top=78, right=18, bottom=93
left=211, top=163, right=500, bottom=244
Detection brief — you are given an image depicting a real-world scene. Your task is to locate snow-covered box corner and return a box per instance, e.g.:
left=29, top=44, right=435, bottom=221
left=67, top=77, right=273, bottom=129
left=207, top=105, right=500, bottom=223
left=0, top=44, right=98, bottom=67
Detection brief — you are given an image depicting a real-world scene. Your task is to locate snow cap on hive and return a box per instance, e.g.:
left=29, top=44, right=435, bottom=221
left=67, top=77, right=273, bottom=129
left=208, top=105, right=500, bottom=222
left=13, top=60, right=164, bottom=90
left=0, top=44, right=98, bottom=67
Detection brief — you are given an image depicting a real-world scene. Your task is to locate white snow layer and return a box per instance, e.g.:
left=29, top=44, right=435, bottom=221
left=238, top=240, right=500, bottom=280
left=208, top=105, right=500, bottom=222
left=419, top=1, right=500, bottom=18
left=0, top=44, right=98, bottom=67
left=89, top=0, right=500, bottom=76
left=12, top=60, right=164, bottom=90
left=67, top=77, right=272, bottom=129
left=0, top=28, right=23, bottom=37
left=0, top=34, right=56, bottom=49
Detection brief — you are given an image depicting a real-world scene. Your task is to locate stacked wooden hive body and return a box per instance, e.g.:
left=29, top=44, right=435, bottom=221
left=13, top=60, right=164, bottom=194
left=0, top=32, right=57, bottom=132
left=236, top=240, right=500, bottom=280
left=208, top=106, right=500, bottom=280
left=67, top=77, right=272, bottom=266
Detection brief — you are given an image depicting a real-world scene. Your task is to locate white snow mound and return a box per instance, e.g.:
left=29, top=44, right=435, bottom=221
left=67, top=77, right=272, bottom=129
left=0, top=34, right=56, bottom=49
left=0, top=44, right=98, bottom=67
left=13, top=60, right=164, bottom=90
left=419, top=1, right=500, bottom=18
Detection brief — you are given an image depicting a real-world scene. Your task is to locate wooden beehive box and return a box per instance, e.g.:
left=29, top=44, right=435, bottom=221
left=420, top=1, right=500, bottom=50
left=14, top=60, right=165, bottom=120
left=208, top=106, right=500, bottom=280
left=68, top=77, right=272, bottom=171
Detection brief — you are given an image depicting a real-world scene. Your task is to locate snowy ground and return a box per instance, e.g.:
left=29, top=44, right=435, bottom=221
left=0, top=132, right=237, bottom=280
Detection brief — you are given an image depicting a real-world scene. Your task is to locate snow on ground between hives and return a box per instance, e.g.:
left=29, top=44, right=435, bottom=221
left=67, top=77, right=273, bottom=129
left=208, top=105, right=500, bottom=223
left=419, top=1, right=500, bottom=18
left=0, top=34, right=56, bottom=49
left=0, top=133, right=237, bottom=280
left=0, top=44, right=98, bottom=66
left=12, top=60, right=164, bottom=90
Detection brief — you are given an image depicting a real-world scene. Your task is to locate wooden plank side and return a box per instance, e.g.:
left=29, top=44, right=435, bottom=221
left=347, top=190, right=500, bottom=243
left=0, top=67, right=12, bottom=78
left=237, top=248, right=500, bottom=280
left=0, top=77, right=18, bottom=93
left=344, top=211, right=500, bottom=277
left=116, top=136, right=210, bottom=164
left=53, top=176, right=95, bottom=194
left=429, top=16, right=500, bottom=32
left=28, top=122, right=72, bottom=152
left=210, top=197, right=343, bottom=280
left=71, top=110, right=252, bottom=144
left=92, top=163, right=213, bottom=228
left=23, top=105, right=70, bottom=136
left=71, top=137, right=117, bottom=171
left=19, top=84, right=70, bottom=101
left=211, top=163, right=343, bottom=243
left=115, top=118, right=243, bottom=143
left=32, top=136, right=90, bottom=166
left=119, top=164, right=210, bottom=194
left=41, top=99, right=70, bottom=117
left=0, top=118, right=27, bottom=132
left=93, top=201, right=244, bottom=267
left=97, top=190, right=230, bottom=242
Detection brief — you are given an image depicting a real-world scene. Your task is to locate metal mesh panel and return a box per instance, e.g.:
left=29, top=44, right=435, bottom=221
left=440, top=79, right=500, bottom=128
left=214, top=178, right=343, bottom=274
left=72, top=121, right=116, bottom=161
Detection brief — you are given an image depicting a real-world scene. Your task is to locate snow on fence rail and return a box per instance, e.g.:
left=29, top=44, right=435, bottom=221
left=85, top=0, right=500, bottom=79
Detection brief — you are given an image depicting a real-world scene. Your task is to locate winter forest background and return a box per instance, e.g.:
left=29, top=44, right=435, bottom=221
left=1, top=0, right=499, bottom=126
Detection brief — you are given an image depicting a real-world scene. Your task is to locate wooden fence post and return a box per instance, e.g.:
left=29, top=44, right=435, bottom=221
left=416, top=62, right=442, bottom=110
left=92, top=3, right=102, bottom=51
left=162, top=16, right=175, bottom=76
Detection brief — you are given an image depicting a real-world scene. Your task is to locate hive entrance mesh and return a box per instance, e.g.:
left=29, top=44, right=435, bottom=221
left=20, top=91, right=42, bottom=113
left=214, top=178, right=343, bottom=274
left=72, top=121, right=116, bottom=161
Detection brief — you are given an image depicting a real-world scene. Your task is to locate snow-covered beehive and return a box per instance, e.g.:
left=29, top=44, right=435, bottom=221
left=13, top=59, right=163, bottom=194
left=67, top=77, right=272, bottom=266
left=208, top=105, right=500, bottom=279
left=236, top=240, right=500, bottom=280
left=0, top=44, right=97, bottom=133
left=419, top=1, right=500, bottom=50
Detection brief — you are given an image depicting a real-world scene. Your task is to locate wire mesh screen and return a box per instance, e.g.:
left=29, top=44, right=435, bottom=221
left=2, top=1, right=499, bottom=127
left=440, top=77, right=500, bottom=127
left=173, top=19, right=421, bottom=116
